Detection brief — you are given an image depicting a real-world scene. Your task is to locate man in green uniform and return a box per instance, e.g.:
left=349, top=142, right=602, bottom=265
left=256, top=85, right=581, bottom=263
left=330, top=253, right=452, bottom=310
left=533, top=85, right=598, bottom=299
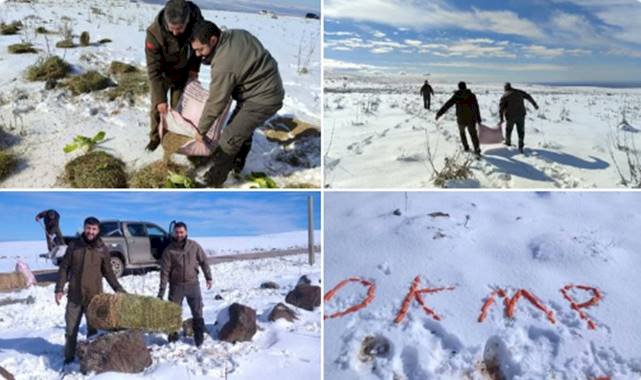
left=158, top=222, right=212, bottom=347
left=189, top=21, right=285, bottom=187
left=145, top=0, right=203, bottom=151
left=55, top=217, right=127, bottom=364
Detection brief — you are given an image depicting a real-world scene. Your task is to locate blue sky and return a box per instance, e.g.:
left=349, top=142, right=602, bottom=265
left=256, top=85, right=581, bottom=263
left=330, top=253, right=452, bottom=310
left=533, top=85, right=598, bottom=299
left=324, top=0, right=641, bottom=83
left=0, top=192, right=320, bottom=241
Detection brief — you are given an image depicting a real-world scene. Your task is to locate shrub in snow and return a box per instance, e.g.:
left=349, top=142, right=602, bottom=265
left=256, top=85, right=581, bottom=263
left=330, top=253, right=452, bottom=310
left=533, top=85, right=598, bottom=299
left=25, top=56, right=71, bottom=81
left=0, top=21, right=22, bottom=35
left=64, top=151, right=127, bottom=188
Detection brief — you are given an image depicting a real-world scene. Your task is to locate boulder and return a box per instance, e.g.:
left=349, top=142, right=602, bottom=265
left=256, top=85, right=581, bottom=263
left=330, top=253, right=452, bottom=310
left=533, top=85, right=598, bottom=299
left=77, top=330, right=152, bottom=375
left=218, top=303, right=257, bottom=343
left=285, top=284, right=320, bottom=311
left=268, top=303, right=298, bottom=322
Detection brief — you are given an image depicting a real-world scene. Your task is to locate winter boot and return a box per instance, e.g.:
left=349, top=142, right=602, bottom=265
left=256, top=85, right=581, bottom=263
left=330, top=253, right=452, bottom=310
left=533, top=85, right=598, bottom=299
left=232, top=138, right=253, bottom=175
left=168, top=332, right=179, bottom=343
left=518, top=141, right=524, bottom=154
left=145, top=136, right=160, bottom=152
left=205, top=147, right=235, bottom=188
left=193, top=318, right=205, bottom=348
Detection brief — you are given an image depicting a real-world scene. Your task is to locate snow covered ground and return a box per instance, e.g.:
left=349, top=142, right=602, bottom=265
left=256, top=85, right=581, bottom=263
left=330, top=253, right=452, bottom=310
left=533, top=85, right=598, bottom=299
left=324, top=192, right=641, bottom=379
left=0, top=230, right=320, bottom=272
left=0, top=0, right=320, bottom=188
left=324, top=73, right=641, bottom=188
left=0, top=252, right=321, bottom=379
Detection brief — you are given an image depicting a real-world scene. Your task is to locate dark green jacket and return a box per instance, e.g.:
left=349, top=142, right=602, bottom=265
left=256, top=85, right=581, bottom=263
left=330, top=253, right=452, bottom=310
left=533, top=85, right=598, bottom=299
left=55, top=236, right=125, bottom=306
left=436, top=89, right=482, bottom=126
left=158, top=238, right=212, bottom=296
left=197, top=29, right=285, bottom=133
left=145, top=1, right=203, bottom=107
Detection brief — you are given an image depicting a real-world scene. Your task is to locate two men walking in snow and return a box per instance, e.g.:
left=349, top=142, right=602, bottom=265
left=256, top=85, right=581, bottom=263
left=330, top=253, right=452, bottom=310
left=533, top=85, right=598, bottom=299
left=157, top=221, right=212, bottom=347
left=434, top=81, right=539, bottom=156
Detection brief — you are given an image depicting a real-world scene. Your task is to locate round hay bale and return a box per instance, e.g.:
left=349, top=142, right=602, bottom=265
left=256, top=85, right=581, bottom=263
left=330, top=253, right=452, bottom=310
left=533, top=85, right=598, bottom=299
left=129, top=160, right=189, bottom=188
left=0, top=272, right=27, bottom=292
left=64, top=151, right=127, bottom=188
left=87, top=293, right=182, bottom=334
left=0, top=151, right=18, bottom=182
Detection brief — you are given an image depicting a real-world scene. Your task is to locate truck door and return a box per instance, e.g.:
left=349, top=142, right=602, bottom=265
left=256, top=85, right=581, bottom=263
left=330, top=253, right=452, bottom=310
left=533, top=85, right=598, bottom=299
left=124, top=222, right=151, bottom=264
left=146, top=223, right=169, bottom=261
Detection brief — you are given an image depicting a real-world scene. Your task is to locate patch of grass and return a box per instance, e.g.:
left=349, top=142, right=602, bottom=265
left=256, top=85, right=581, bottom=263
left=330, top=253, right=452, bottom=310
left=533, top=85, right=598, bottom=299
left=64, top=151, right=127, bottom=188
left=160, top=132, right=191, bottom=160
left=35, top=26, right=53, bottom=34
left=129, top=160, right=191, bottom=189
left=55, top=39, right=76, bottom=49
left=79, top=31, right=90, bottom=46
left=0, top=21, right=22, bottom=35
left=106, top=71, right=149, bottom=104
left=25, top=55, right=71, bottom=81
left=66, top=71, right=113, bottom=95
left=8, top=42, right=37, bottom=54
left=108, top=61, right=138, bottom=75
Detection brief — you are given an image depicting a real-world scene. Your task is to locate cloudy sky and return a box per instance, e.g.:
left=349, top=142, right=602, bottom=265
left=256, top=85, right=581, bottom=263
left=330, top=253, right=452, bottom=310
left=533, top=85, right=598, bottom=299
left=324, top=0, right=641, bottom=83
left=0, top=192, right=320, bottom=241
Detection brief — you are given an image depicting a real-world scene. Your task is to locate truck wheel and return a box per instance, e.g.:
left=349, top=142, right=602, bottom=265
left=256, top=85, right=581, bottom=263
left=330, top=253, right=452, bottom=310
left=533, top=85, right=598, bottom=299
left=110, top=256, right=124, bottom=278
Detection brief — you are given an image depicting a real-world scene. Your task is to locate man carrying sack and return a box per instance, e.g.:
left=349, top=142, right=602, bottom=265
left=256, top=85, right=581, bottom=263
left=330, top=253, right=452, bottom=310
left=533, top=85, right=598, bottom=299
left=189, top=21, right=285, bottom=187
left=157, top=222, right=212, bottom=347
left=54, top=217, right=127, bottom=364
left=499, top=82, right=539, bottom=153
left=35, top=209, right=63, bottom=251
left=435, top=82, right=483, bottom=157
left=145, top=0, right=203, bottom=151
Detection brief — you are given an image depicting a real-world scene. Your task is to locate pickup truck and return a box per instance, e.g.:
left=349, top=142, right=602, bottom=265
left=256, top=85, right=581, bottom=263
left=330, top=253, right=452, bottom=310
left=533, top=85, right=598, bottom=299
left=49, top=220, right=173, bottom=277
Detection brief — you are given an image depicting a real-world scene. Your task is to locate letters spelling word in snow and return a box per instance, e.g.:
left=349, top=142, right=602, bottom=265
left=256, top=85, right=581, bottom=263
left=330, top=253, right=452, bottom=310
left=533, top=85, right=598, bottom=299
left=324, top=276, right=603, bottom=330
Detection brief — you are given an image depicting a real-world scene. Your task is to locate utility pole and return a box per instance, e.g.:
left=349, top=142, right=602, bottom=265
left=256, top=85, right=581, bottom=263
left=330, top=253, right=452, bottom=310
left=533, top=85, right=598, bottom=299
left=308, top=196, right=314, bottom=265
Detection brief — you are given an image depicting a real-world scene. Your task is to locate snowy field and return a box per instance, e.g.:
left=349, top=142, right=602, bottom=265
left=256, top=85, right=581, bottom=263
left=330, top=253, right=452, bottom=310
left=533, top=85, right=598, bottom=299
left=0, top=0, right=320, bottom=188
left=324, top=192, right=641, bottom=379
left=0, top=252, right=321, bottom=379
left=324, top=73, right=641, bottom=189
left=0, top=230, right=320, bottom=272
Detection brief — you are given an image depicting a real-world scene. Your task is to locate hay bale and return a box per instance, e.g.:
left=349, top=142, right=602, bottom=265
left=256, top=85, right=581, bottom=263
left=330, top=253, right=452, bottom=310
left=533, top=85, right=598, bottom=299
left=268, top=303, right=298, bottom=322
left=218, top=303, right=257, bottom=343
left=0, top=272, right=26, bottom=292
left=8, top=43, right=37, bottom=54
left=25, top=56, right=71, bottom=81
left=66, top=71, right=113, bottom=95
left=106, top=71, right=148, bottom=104
left=55, top=39, right=76, bottom=49
left=264, top=117, right=320, bottom=144
left=108, top=61, right=138, bottom=75
left=0, top=21, right=22, bottom=35
left=285, top=284, right=320, bottom=311
left=0, top=151, right=18, bottom=182
left=87, top=293, right=182, bottom=334
left=79, top=31, right=90, bottom=46
left=129, top=160, right=189, bottom=188
left=64, top=151, right=127, bottom=188
left=77, top=330, right=152, bottom=375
